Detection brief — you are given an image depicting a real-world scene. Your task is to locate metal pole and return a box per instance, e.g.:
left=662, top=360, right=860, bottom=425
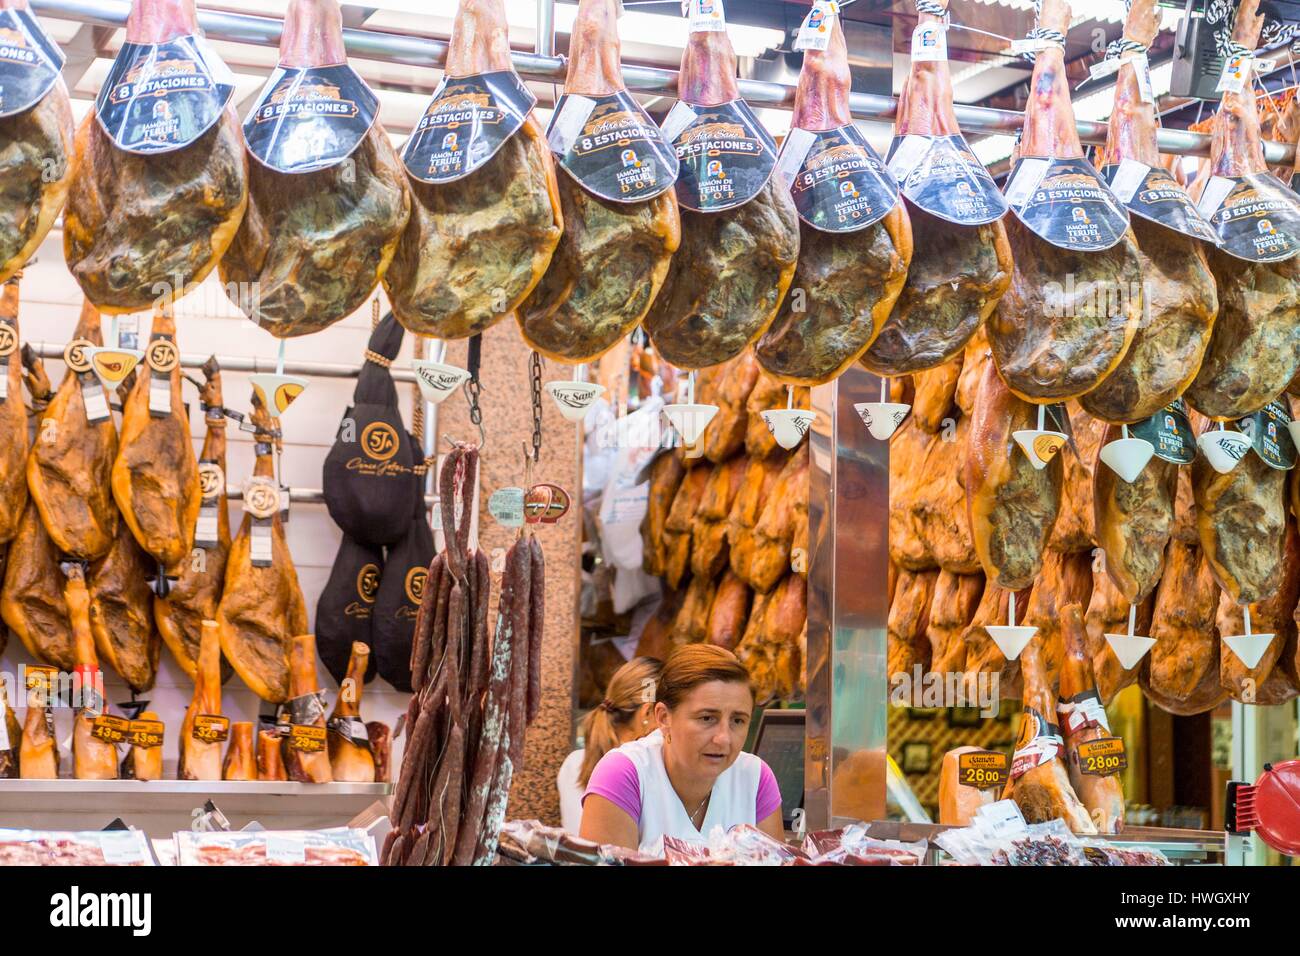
left=28, top=0, right=1290, bottom=162
left=536, top=0, right=556, bottom=59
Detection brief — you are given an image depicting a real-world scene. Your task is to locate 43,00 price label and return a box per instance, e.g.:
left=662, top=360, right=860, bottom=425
left=1078, top=737, right=1128, bottom=776
left=957, top=750, right=1010, bottom=790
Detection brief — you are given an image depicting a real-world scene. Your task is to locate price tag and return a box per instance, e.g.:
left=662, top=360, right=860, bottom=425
left=99, top=831, right=147, bottom=866
left=81, top=377, right=111, bottom=423
left=1108, top=159, right=1149, bottom=204
left=251, top=521, right=273, bottom=566
left=1008, top=37, right=1052, bottom=56
left=957, top=750, right=1010, bottom=790
left=127, top=718, right=164, bottom=749
left=488, top=487, right=525, bottom=527
left=1196, top=175, right=1235, bottom=217
left=1088, top=57, right=1123, bottom=81
left=1078, top=737, right=1128, bottom=776
left=684, top=0, right=726, bottom=34
left=1216, top=53, right=1252, bottom=94
left=546, top=94, right=596, bottom=155
left=659, top=100, right=698, bottom=145
left=266, top=834, right=306, bottom=864
left=1003, top=157, right=1051, bottom=208
left=910, top=21, right=947, bottom=63
left=148, top=378, right=171, bottom=416
left=886, top=134, right=930, bottom=180
left=774, top=127, right=816, bottom=190
left=1132, top=53, right=1153, bottom=103
left=192, top=714, right=230, bottom=744
left=794, top=1, right=838, bottom=52
left=288, top=724, right=327, bottom=753
left=91, top=714, right=130, bottom=745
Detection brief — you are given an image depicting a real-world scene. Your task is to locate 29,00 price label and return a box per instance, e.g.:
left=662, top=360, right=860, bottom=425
left=288, top=724, right=327, bottom=753
left=957, top=750, right=1010, bottom=790
left=1078, top=737, right=1128, bottom=776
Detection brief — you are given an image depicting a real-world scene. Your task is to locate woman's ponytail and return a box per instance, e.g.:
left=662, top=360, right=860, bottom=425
left=578, top=657, right=663, bottom=788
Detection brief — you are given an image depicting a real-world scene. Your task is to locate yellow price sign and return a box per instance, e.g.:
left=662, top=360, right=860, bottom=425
left=91, top=714, right=130, bottom=745
left=288, top=724, right=327, bottom=754
left=1078, top=737, right=1128, bottom=776
left=127, top=719, right=165, bottom=749
left=958, top=750, right=1010, bottom=790
left=192, top=714, right=230, bottom=744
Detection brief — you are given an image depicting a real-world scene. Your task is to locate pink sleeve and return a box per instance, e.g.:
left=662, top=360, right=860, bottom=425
left=582, top=751, right=642, bottom=824
left=756, top=761, right=783, bottom=822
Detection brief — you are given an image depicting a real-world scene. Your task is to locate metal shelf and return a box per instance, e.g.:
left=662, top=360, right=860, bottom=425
left=28, top=0, right=1296, bottom=163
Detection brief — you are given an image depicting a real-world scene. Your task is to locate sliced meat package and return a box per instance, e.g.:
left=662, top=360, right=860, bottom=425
left=220, top=0, right=410, bottom=337
left=323, top=314, right=419, bottom=547
left=63, top=0, right=248, bottom=312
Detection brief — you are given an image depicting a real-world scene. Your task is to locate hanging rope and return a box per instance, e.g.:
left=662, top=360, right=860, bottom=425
left=914, top=0, right=947, bottom=18
left=1019, top=0, right=1066, bottom=64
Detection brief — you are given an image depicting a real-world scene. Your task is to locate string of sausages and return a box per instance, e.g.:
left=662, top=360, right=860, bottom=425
left=382, top=442, right=547, bottom=866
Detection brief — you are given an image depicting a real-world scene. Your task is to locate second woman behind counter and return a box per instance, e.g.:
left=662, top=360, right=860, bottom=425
left=557, top=656, right=663, bottom=833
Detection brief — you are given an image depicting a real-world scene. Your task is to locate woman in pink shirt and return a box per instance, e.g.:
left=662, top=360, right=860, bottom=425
left=579, top=645, right=784, bottom=852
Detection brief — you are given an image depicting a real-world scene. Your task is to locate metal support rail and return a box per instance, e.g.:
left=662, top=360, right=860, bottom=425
left=225, top=485, right=436, bottom=506
left=26, top=341, right=420, bottom=384
left=29, top=0, right=1297, bottom=163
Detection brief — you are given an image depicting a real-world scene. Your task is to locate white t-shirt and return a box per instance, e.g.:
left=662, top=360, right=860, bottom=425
left=557, top=748, right=586, bottom=833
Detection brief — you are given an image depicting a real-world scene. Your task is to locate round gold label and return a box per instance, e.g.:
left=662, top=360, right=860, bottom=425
left=361, top=421, right=400, bottom=462
left=198, top=462, right=224, bottom=498
left=0, top=324, right=15, bottom=358
left=242, top=477, right=281, bottom=519
left=146, top=338, right=178, bottom=373
left=404, top=566, right=428, bottom=605
left=357, top=563, right=380, bottom=603
left=64, top=337, right=93, bottom=373
left=1032, top=434, right=1065, bottom=462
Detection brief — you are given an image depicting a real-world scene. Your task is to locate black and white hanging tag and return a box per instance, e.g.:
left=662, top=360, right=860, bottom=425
left=194, top=458, right=225, bottom=549
left=546, top=90, right=680, bottom=202
left=1196, top=172, right=1300, bottom=263
left=146, top=332, right=178, bottom=418
left=775, top=124, right=900, bottom=233
left=402, top=70, right=535, bottom=183
left=242, top=476, right=281, bottom=568
left=1130, top=397, right=1197, bottom=464
left=66, top=338, right=110, bottom=423
left=243, top=63, right=379, bottom=173
left=662, top=97, right=776, bottom=213
left=1003, top=155, right=1130, bottom=251
left=0, top=310, right=15, bottom=402
left=886, top=133, right=1007, bottom=225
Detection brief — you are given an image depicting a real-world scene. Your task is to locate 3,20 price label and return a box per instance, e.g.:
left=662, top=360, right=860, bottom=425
left=1078, top=737, right=1128, bottom=776
left=957, top=750, right=1010, bottom=790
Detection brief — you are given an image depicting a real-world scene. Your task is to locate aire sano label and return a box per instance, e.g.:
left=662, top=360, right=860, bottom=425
left=402, top=70, right=536, bottom=184
left=0, top=7, right=64, bottom=118
left=661, top=98, right=776, bottom=212
left=243, top=64, right=379, bottom=173
left=547, top=90, right=679, bottom=202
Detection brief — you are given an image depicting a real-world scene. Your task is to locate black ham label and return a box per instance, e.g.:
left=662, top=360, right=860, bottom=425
left=662, top=98, right=775, bottom=213
left=0, top=8, right=64, bottom=119
left=402, top=70, right=535, bottom=184
left=244, top=64, right=378, bottom=174
left=327, top=715, right=372, bottom=749
left=886, top=133, right=1007, bottom=226
left=546, top=90, right=679, bottom=203
left=957, top=750, right=1009, bottom=790
left=1003, top=156, right=1130, bottom=252
left=1235, top=399, right=1297, bottom=470
left=1197, top=172, right=1300, bottom=263
left=1130, top=397, right=1196, bottom=465
left=95, top=35, right=235, bottom=154
left=777, top=124, right=899, bottom=233
left=1078, top=737, right=1127, bottom=776
left=1101, top=161, right=1219, bottom=246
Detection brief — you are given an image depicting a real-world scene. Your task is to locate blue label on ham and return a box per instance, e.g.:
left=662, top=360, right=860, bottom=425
left=95, top=35, right=235, bottom=154
left=546, top=90, right=679, bottom=203
left=1202, top=172, right=1300, bottom=263
left=402, top=71, right=535, bottom=184
left=243, top=64, right=378, bottom=174
left=0, top=8, right=64, bottom=119
left=667, top=99, right=775, bottom=213
left=1130, top=397, right=1196, bottom=465
left=1101, top=163, right=1219, bottom=246
left=1004, top=156, right=1130, bottom=252
left=780, top=125, right=899, bottom=233
left=886, top=133, right=1007, bottom=226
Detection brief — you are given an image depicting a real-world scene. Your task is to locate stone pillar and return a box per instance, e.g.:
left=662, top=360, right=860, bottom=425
left=437, top=319, right=581, bottom=826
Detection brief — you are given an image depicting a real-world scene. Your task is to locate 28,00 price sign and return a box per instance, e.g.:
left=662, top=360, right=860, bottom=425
left=1078, top=737, right=1128, bottom=776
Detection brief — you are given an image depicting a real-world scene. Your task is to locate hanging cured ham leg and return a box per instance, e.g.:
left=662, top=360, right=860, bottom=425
left=755, top=6, right=911, bottom=385
left=1003, top=634, right=1096, bottom=834
left=88, top=521, right=159, bottom=693
left=217, top=393, right=308, bottom=703
left=385, top=0, right=561, bottom=340
left=282, top=633, right=333, bottom=784
left=1058, top=603, right=1124, bottom=833
left=179, top=619, right=223, bottom=780
left=63, top=0, right=247, bottom=313
left=0, top=279, right=28, bottom=542
left=988, top=0, right=1142, bottom=401
left=220, top=0, right=410, bottom=337
left=1, top=503, right=73, bottom=668
left=66, top=565, right=118, bottom=780
left=641, top=2, right=800, bottom=369
left=156, top=358, right=232, bottom=680
left=1185, top=0, right=1300, bottom=419
left=862, top=0, right=1011, bottom=375
left=27, top=300, right=118, bottom=561
left=111, top=301, right=200, bottom=568
left=1081, top=0, right=1218, bottom=423
left=328, top=641, right=376, bottom=783
left=0, top=0, right=75, bottom=282
left=517, top=0, right=681, bottom=363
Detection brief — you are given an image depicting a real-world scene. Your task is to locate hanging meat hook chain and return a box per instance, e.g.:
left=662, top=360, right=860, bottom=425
left=463, top=333, right=486, bottom=450
left=530, top=351, right=543, bottom=465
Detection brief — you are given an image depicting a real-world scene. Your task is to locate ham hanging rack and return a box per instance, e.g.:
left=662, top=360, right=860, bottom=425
left=25, top=0, right=1297, bottom=164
